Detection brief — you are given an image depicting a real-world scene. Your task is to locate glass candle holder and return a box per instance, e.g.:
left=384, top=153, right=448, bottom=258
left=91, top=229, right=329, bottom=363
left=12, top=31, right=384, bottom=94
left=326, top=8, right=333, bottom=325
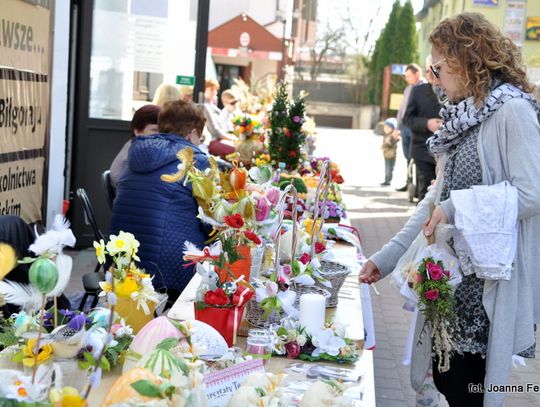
left=245, top=329, right=273, bottom=362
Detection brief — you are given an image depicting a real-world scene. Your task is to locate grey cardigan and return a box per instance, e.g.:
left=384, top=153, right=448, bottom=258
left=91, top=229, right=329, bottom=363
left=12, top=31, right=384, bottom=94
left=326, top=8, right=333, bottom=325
left=370, top=98, right=540, bottom=407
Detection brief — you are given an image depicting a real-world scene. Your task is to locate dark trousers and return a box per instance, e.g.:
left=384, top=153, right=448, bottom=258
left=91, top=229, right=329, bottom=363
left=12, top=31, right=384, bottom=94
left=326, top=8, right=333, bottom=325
left=432, top=352, right=485, bottom=406
left=415, top=159, right=436, bottom=201
left=384, top=159, right=396, bottom=184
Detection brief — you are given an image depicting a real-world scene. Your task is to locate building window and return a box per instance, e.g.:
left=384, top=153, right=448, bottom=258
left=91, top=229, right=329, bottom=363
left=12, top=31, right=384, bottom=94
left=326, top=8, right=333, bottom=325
left=89, top=0, right=199, bottom=120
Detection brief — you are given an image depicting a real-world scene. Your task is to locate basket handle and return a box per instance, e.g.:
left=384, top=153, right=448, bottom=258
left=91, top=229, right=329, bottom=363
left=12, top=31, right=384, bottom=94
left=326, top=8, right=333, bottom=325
left=310, top=160, right=332, bottom=257
left=273, top=184, right=299, bottom=272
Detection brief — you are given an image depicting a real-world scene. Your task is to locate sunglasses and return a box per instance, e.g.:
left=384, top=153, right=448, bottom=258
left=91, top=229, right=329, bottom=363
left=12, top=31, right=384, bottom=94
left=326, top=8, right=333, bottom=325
left=429, top=58, right=446, bottom=79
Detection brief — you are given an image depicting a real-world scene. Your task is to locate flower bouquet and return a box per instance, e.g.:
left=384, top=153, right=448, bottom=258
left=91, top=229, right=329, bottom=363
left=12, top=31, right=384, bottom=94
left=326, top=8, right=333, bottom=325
left=232, top=114, right=265, bottom=166
left=183, top=241, right=255, bottom=347
left=94, top=231, right=161, bottom=333
left=411, top=256, right=456, bottom=372
left=271, top=319, right=358, bottom=364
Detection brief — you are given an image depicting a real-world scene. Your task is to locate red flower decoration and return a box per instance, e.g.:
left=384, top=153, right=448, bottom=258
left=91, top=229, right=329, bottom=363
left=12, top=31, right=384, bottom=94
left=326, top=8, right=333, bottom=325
left=285, top=342, right=301, bottom=359
left=314, top=242, right=326, bottom=254
left=289, top=150, right=296, bottom=157
left=424, top=289, right=440, bottom=301
left=204, top=288, right=230, bottom=306
left=232, top=285, right=254, bottom=307
left=299, top=253, right=311, bottom=265
left=244, top=229, right=261, bottom=245
left=426, top=262, right=444, bottom=281
left=224, top=214, right=244, bottom=228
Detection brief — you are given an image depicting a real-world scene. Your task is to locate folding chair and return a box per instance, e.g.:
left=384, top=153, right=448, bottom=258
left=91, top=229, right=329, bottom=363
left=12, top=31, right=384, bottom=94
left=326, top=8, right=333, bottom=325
left=101, top=170, right=115, bottom=210
left=76, top=188, right=105, bottom=310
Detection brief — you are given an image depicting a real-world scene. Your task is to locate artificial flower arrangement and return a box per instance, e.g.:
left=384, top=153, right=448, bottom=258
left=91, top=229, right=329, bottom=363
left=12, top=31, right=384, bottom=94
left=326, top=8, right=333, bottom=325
left=0, top=307, right=134, bottom=405
left=182, top=238, right=255, bottom=346
left=254, top=153, right=272, bottom=167
left=270, top=318, right=358, bottom=364
left=95, top=231, right=160, bottom=318
left=232, top=114, right=264, bottom=142
left=231, top=114, right=266, bottom=166
left=313, top=200, right=346, bottom=223
left=410, top=256, right=456, bottom=372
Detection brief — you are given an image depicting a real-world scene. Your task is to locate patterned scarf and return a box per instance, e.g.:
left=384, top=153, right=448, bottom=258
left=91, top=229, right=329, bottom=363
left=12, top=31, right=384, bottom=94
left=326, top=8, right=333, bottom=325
left=427, top=81, right=540, bottom=155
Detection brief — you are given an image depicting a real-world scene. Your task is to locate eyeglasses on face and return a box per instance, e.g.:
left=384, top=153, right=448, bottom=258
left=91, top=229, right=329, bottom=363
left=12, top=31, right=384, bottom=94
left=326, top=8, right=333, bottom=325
left=429, top=58, right=446, bottom=79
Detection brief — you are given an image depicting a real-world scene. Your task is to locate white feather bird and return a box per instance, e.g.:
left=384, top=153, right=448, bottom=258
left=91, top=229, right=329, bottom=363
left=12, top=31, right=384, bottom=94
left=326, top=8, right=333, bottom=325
left=0, top=280, right=43, bottom=312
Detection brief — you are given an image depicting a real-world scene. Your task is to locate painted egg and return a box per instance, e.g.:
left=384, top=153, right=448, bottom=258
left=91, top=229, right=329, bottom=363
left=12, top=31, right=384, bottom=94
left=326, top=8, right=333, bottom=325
left=122, top=316, right=185, bottom=373
left=29, top=258, right=58, bottom=293
left=222, top=281, right=237, bottom=295
left=189, top=319, right=228, bottom=357
left=102, top=368, right=162, bottom=406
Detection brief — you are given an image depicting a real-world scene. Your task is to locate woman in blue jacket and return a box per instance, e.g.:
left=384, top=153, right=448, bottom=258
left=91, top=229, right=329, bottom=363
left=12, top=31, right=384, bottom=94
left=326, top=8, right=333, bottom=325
left=110, top=100, right=209, bottom=307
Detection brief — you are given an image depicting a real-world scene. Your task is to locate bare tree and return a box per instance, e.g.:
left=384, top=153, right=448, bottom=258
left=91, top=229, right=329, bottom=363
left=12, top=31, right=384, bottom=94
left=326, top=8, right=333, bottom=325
left=308, top=23, right=346, bottom=81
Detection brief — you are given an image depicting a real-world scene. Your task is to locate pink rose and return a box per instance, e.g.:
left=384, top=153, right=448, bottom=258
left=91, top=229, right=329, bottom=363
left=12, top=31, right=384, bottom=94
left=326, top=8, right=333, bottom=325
left=427, top=262, right=444, bottom=281
left=265, top=187, right=280, bottom=205
left=285, top=342, right=301, bottom=359
left=443, top=270, right=451, bottom=278
left=281, top=264, right=292, bottom=277
left=424, top=289, right=440, bottom=301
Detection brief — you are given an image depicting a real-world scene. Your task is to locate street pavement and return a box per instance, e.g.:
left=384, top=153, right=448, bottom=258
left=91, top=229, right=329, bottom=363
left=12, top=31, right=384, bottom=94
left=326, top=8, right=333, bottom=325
left=67, top=127, right=540, bottom=406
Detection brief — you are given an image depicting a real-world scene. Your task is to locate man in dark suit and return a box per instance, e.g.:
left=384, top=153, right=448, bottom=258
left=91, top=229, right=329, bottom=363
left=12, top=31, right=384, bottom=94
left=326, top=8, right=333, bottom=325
left=403, top=65, right=442, bottom=201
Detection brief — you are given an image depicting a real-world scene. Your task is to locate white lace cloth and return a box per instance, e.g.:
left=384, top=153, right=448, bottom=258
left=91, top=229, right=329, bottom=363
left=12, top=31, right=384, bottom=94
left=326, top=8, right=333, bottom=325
left=451, top=181, right=518, bottom=280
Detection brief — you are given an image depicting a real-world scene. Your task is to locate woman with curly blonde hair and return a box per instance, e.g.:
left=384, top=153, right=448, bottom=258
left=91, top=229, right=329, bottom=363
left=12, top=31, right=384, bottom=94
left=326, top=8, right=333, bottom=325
left=360, top=13, right=540, bottom=406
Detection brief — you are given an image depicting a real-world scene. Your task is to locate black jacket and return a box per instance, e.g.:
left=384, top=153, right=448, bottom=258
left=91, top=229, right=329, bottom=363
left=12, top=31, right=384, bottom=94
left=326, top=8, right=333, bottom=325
left=403, top=83, right=440, bottom=164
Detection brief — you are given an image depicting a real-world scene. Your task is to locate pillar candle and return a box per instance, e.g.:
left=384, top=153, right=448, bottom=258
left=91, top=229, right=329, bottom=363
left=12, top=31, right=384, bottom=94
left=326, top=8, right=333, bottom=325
left=299, top=293, right=326, bottom=335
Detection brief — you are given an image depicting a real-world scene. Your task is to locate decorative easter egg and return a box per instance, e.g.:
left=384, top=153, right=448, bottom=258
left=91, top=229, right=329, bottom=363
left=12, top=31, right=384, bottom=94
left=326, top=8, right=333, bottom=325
left=189, top=320, right=228, bottom=357
left=29, top=258, right=58, bottom=293
left=122, top=316, right=185, bottom=373
left=137, top=346, right=189, bottom=378
left=87, top=307, right=114, bottom=329
left=222, top=281, right=237, bottom=295
left=129, top=316, right=184, bottom=355
left=102, top=368, right=162, bottom=406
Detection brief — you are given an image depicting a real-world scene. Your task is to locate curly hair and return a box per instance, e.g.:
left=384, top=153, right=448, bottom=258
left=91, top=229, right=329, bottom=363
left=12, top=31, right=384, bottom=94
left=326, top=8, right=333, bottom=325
left=429, top=13, right=533, bottom=105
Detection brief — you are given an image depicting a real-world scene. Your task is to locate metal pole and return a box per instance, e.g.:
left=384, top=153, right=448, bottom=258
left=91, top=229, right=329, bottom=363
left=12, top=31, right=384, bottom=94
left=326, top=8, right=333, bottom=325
left=194, top=0, right=210, bottom=103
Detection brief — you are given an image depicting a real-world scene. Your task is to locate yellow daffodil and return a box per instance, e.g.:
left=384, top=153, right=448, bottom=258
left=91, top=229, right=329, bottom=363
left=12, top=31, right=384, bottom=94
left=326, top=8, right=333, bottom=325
left=98, top=280, right=112, bottom=294
left=50, top=386, right=87, bottom=407
left=93, top=239, right=106, bottom=264
left=21, top=339, right=53, bottom=367
left=106, top=234, right=128, bottom=255
left=115, top=276, right=140, bottom=298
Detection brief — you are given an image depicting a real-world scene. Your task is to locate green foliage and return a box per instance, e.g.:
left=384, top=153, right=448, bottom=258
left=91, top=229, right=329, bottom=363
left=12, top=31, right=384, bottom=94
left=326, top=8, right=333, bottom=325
left=0, top=320, right=19, bottom=349
left=367, top=0, right=419, bottom=104
left=268, top=83, right=306, bottom=170
left=414, top=257, right=455, bottom=325
left=278, top=176, right=307, bottom=193
left=131, top=380, right=165, bottom=399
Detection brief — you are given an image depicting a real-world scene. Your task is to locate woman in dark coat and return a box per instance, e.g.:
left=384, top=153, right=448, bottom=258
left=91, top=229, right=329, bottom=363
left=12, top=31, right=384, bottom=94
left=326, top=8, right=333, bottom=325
left=109, top=100, right=209, bottom=306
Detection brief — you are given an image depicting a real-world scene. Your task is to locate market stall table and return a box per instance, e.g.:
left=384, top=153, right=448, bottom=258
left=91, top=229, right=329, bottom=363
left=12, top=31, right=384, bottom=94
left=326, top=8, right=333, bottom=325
left=88, top=242, right=375, bottom=406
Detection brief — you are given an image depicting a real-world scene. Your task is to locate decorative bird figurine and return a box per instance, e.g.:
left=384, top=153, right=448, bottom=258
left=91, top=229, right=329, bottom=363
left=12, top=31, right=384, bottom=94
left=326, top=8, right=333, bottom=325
left=47, top=314, right=87, bottom=359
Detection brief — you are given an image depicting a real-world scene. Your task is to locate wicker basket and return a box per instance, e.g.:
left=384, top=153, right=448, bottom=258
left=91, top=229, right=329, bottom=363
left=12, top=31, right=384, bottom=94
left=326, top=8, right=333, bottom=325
left=245, top=285, right=330, bottom=328
left=316, top=261, right=351, bottom=307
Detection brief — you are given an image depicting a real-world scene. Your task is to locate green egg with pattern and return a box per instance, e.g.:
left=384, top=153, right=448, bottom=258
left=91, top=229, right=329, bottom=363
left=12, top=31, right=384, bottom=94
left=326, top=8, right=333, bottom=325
left=29, top=258, right=58, bottom=293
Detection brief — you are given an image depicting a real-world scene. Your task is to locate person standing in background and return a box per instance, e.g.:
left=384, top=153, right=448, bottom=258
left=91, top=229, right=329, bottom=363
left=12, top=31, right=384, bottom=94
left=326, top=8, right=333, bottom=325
left=403, top=58, right=442, bottom=201
left=396, top=64, right=426, bottom=191
left=219, top=90, right=242, bottom=133
left=380, top=118, right=400, bottom=186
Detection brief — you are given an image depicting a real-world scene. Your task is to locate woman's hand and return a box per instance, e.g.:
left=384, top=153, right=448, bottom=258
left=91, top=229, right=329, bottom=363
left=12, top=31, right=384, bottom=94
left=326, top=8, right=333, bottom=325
left=423, top=205, right=448, bottom=238
left=358, top=260, right=381, bottom=284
